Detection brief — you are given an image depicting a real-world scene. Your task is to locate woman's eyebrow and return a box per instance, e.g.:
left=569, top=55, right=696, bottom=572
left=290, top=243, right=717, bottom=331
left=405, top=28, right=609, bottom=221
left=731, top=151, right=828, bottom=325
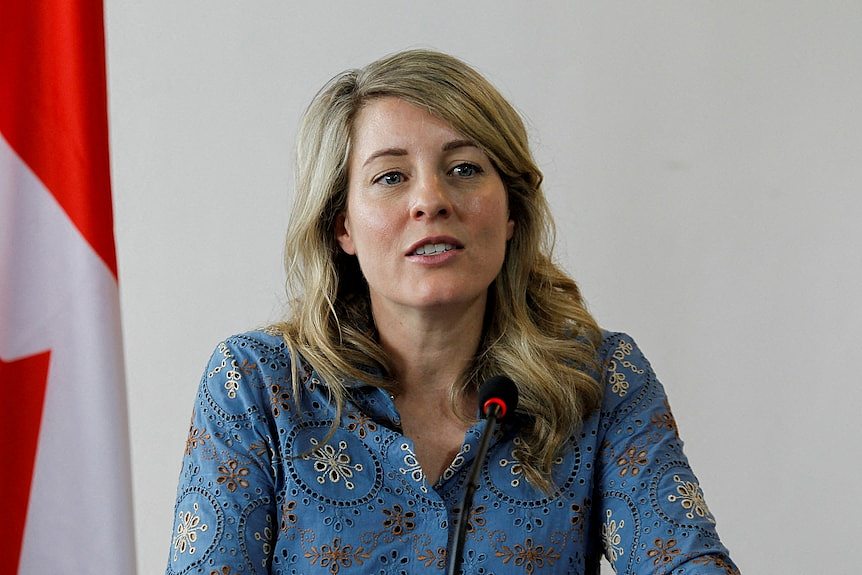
left=442, top=139, right=478, bottom=152
left=363, top=147, right=408, bottom=167
left=362, top=140, right=478, bottom=167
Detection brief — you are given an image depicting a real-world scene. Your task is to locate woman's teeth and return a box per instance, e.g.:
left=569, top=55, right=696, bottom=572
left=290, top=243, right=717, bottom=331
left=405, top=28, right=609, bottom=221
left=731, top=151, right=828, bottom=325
left=414, top=243, right=455, bottom=255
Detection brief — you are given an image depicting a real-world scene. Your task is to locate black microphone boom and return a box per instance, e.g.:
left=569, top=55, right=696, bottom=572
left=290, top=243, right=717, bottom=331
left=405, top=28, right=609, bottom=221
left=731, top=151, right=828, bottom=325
left=447, top=376, right=518, bottom=575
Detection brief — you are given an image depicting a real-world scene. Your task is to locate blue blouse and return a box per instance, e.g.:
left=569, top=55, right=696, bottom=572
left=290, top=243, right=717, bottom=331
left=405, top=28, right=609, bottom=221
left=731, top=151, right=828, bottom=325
left=167, top=329, right=738, bottom=574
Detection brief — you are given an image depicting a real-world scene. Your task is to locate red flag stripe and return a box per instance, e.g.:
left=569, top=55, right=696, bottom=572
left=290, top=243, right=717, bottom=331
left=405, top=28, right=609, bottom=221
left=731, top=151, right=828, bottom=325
left=0, top=0, right=117, bottom=277
left=0, top=351, right=51, bottom=575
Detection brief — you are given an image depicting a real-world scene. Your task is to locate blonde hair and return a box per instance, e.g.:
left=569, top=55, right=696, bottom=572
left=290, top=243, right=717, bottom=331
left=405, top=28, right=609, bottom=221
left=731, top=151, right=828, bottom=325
left=277, top=49, right=602, bottom=491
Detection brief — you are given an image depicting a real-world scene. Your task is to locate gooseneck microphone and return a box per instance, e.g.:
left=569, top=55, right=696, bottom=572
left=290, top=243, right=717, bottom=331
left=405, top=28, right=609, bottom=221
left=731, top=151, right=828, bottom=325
left=447, top=376, right=519, bottom=575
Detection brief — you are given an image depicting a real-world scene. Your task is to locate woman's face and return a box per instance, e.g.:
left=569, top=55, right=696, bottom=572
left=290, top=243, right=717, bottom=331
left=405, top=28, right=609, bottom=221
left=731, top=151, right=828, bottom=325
left=337, top=97, right=514, bottom=317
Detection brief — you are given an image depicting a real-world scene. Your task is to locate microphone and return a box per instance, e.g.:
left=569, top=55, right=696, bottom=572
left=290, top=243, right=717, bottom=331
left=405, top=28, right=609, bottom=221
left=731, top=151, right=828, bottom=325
left=477, top=375, right=518, bottom=420
left=447, top=376, right=518, bottom=575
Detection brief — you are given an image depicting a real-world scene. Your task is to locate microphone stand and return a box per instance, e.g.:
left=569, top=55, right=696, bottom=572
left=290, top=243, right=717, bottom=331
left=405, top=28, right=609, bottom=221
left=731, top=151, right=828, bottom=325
left=446, top=403, right=501, bottom=575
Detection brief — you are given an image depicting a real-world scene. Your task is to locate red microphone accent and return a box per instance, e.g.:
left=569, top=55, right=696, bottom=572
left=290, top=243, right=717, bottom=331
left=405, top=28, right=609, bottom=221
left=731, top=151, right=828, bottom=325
left=483, top=397, right=508, bottom=419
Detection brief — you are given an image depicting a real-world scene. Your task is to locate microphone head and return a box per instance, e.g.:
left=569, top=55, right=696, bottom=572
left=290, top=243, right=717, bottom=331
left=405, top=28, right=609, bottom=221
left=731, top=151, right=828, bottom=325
left=478, top=376, right=519, bottom=420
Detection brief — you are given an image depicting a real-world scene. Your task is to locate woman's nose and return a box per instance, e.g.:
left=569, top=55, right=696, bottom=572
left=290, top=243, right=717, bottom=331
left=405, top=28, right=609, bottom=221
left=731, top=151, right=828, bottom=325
left=410, top=173, right=452, bottom=220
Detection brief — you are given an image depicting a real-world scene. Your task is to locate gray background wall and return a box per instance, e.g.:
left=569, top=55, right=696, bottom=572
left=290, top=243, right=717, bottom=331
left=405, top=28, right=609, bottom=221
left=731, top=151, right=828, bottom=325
left=105, top=2, right=862, bottom=573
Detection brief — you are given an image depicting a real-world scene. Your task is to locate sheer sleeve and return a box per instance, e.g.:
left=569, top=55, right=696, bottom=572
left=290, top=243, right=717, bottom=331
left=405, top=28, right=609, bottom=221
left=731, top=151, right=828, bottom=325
left=594, top=333, right=739, bottom=574
left=166, top=336, right=281, bottom=575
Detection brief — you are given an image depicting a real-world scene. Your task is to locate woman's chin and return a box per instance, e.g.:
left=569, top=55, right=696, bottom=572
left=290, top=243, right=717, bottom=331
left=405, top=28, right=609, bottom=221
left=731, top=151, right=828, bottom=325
left=371, top=286, right=489, bottom=317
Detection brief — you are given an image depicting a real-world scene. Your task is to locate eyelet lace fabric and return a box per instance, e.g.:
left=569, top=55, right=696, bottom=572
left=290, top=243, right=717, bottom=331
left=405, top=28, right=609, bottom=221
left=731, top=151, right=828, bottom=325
left=166, top=330, right=739, bottom=574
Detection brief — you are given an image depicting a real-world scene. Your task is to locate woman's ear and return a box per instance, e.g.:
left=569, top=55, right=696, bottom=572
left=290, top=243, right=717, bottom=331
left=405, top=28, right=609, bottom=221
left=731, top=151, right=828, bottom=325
left=335, top=212, right=356, bottom=255
left=506, top=217, right=515, bottom=240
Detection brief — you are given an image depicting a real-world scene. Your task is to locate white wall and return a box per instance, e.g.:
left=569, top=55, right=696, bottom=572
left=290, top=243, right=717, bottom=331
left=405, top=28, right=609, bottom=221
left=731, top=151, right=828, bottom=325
left=105, top=2, right=862, bottom=573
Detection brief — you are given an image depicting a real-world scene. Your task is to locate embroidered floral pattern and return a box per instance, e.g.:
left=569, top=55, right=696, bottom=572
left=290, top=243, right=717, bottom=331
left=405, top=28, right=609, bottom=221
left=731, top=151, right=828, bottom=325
left=608, top=368, right=629, bottom=397
left=466, top=505, right=487, bottom=534
left=398, top=443, right=425, bottom=490
left=570, top=500, right=590, bottom=536
left=269, top=383, right=291, bottom=417
left=499, top=437, right=527, bottom=487
left=305, top=538, right=370, bottom=574
left=692, top=554, right=741, bottom=574
left=606, top=339, right=645, bottom=397
left=346, top=412, right=377, bottom=439
left=210, top=567, right=235, bottom=575
left=616, top=445, right=648, bottom=477
left=495, top=537, right=561, bottom=574
left=305, top=438, right=363, bottom=490
left=253, top=516, right=273, bottom=568
left=417, top=547, right=446, bottom=569
left=185, top=423, right=210, bottom=455
left=601, top=509, right=624, bottom=564
left=599, top=439, right=615, bottom=465
left=651, top=399, right=679, bottom=437
left=440, top=442, right=470, bottom=482
left=172, top=502, right=209, bottom=561
left=261, top=324, right=282, bottom=337
left=647, top=537, right=680, bottom=566
left=382, top=504, right=416, bottom=536
left=249, top=440, right=269, bottom=458
left=238, top=359, right=257, bottom=376
left=216, top=459, right=250, bottom=492
left=668, top=474, right=715, bottom=522
left=614, top=339, right=643, bottom=372
left=208, top=342, right=243, bottom=399
left=281, top=500, right=297, bottom=531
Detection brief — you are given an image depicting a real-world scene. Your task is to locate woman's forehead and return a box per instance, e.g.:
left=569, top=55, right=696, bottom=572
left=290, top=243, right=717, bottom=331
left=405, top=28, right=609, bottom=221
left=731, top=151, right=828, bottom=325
left=348, top=98, right=477, bottom=163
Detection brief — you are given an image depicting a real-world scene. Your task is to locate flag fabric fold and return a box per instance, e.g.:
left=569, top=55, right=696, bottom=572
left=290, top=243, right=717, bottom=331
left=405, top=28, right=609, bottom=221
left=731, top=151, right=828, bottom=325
left=0, top=1, right=136, bottom=573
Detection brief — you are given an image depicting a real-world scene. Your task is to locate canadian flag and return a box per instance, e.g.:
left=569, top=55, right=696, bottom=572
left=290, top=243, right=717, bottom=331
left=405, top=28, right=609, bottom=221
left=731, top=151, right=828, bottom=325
left=0, top=1, right=136, bottom=574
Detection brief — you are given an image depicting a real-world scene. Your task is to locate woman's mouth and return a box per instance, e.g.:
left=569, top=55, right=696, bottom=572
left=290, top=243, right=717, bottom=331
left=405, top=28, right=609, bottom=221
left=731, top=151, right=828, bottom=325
left=410, top=242, right=458, bottom=256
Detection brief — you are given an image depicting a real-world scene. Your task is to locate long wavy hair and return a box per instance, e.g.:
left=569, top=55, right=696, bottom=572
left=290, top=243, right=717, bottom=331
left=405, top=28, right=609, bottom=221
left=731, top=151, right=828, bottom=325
left=277, top=49, right=602, bottom=491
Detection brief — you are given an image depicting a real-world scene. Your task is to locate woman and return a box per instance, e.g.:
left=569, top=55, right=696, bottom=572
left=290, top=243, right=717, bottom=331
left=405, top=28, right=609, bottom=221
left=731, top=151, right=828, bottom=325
left=167, top=50, right=739, bottom=574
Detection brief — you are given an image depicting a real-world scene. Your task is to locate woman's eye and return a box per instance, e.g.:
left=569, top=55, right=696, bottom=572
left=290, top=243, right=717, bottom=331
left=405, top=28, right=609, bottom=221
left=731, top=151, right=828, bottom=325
left=451, top=163, right=482, bottom=178
left=375, top=171, right=404, bottom=186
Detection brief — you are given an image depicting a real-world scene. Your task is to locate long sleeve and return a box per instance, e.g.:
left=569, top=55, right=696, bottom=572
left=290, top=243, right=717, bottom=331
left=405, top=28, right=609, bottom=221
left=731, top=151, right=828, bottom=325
left=166, top=336, right=282, bottom=575
left=595, top=333, right=739, bottom=574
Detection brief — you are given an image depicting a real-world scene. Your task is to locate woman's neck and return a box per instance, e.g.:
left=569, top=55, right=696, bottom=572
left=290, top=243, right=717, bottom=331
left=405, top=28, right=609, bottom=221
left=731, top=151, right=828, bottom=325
left=371, top=296, right=486, bottom=402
